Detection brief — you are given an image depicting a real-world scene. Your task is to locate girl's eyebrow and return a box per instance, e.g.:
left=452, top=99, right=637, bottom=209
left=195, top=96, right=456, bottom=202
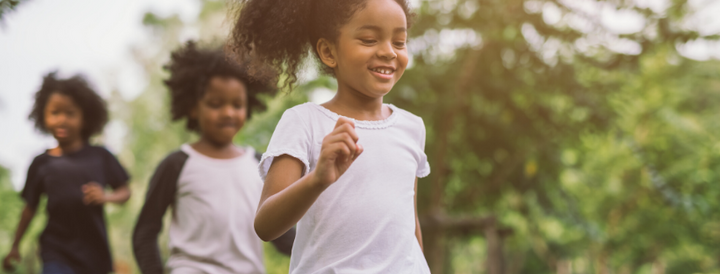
left=356, top=25, right=407, bottom=33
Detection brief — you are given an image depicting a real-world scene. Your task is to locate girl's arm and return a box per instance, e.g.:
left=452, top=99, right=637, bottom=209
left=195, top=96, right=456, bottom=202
left=104, top=185, right=131, bottom=204
left=3, top=205, right=36, bottom=271
left=270, top=226, right=296, bottom=256
left=414, top=177, right=424, bottom=252
left=133, top=151, right=185, bottom=274
left=82, top=183, right=131, bottom=205
left=255, top=157, right=326, bottom=241
left=255, top=117, right=363, bottom=241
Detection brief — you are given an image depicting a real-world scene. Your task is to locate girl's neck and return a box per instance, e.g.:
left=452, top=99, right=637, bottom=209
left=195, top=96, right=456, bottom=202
left=49, top=138, right=85, bottom=156
left=322, top=86, right=390, bottom=121
left=191, top=137, right=243, bottom=159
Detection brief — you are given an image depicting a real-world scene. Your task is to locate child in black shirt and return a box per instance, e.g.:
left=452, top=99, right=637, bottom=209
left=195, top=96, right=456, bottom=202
left=2, top=72, right=131, bottom=274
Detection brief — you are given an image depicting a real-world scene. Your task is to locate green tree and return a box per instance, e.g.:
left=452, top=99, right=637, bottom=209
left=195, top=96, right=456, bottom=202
left=386, top=0, right=720, bottom=273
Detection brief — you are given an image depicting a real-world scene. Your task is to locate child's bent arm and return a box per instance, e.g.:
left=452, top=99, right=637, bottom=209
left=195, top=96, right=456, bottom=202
left=255, top=155, right=325, bottom=241
left=270, top=226, right=296, bottom=256
left=256, top=117, right=363, bottom=241
left=82, top=182, right=131, bottom=205
left=3, top=205, right=36, bottom=271
left=105, top=185, right=131, bottom=204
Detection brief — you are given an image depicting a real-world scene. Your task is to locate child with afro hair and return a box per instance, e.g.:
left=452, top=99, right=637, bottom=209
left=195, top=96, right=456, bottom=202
left=132, top=41, right=294, bottom=274
left=3, top=72, right=131, bottom=274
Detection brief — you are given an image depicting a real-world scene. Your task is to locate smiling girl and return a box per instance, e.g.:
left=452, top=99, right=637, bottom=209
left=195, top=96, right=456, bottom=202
left=132, top=42, right=293, bottom=274
left=3, top=72, right=131, bottom=274
left=229, top=0, right=430, bottom=272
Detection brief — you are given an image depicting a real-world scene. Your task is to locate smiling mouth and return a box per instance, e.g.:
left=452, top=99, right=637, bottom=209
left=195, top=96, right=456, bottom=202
left=369, top=67, right=394, bottom=75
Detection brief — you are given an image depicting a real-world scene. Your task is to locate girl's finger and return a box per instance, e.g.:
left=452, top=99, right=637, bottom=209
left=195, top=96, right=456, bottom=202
left=333, top=117, right=355, bottom=130
left=325, top=142, right=352, bottom=160
left=352, top=144, right=364, bottom=161
left=325, top=134, right=357, bottom=156
left=327, top=125, right=359, bottom=145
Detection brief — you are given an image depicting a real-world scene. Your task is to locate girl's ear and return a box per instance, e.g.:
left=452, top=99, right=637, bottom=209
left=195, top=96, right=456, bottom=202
left=317, top=38, right=338, bottom=69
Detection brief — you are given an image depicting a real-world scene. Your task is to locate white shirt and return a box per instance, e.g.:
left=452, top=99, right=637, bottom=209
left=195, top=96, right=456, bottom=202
left=260, top=103, right=431, bottom=274
left=167, top=144, right=265, bottom=274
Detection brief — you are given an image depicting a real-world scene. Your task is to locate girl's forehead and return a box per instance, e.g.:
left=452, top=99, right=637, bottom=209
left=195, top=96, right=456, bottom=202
left=345, top=0, right=407, bottom=30
left=204, top=77, right=247, bottom=97
left=47, top=92, right=80, bottom=108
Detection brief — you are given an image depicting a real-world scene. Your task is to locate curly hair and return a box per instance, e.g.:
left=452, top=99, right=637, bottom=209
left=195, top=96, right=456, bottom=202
left=28, top=72, right=108, bottom=141
left=164, top=41, right=278, bottom=132
left=227, top=0, right=413, bottom=89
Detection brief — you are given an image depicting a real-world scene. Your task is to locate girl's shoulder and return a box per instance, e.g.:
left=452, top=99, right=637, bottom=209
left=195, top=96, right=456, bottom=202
left=155, top=148, right=190, bottom=172
left=28, top=150, right=52, bottom=170
left=387, top=105, right=426, bottom=132
left=389, top=105, right=424, bottom=123
left=283, top=102, right=318, bottom=117
left=277, top=102, right=324, bottom=129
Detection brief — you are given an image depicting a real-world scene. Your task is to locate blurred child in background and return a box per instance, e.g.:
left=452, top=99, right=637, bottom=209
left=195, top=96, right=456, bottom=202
left=2, top=72, right=131, bottom=274
left=132, top=41, right=294, bottom=274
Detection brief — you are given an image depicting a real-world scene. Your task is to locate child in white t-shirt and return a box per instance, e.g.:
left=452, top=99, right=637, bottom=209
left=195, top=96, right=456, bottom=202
left=132, top=41, right=294, bottom=274
left=228, top=0, right=431, bottom=273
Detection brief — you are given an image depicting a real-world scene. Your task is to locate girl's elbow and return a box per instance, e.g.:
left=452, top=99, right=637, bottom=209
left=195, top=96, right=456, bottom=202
left=254, top=217, right=277, bottom=242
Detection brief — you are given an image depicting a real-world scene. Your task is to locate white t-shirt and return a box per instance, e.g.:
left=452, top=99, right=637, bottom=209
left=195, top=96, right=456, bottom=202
left=167, top=144, right=265, bottom=274
left=260, top=103, right=431, bottom=274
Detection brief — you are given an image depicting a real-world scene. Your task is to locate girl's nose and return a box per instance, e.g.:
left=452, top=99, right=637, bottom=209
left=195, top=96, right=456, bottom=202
left=376, top=41, right=397, bottom=60
left=56, top=114, right=67, bottom=124
left=221, top=105, right=234, bottom=117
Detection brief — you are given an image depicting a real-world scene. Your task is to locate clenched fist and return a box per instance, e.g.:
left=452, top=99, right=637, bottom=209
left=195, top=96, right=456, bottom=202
left=313, top=117, right=364, bottom=188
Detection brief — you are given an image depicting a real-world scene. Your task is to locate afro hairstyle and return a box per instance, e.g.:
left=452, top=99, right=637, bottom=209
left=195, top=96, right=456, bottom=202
left=164, top=40, right=278, bottom=132
left=28, top=72, right=108, bottom=141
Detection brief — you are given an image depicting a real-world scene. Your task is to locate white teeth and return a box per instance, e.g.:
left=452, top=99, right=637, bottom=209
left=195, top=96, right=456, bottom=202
left=371, top=68, right=393, bottom=75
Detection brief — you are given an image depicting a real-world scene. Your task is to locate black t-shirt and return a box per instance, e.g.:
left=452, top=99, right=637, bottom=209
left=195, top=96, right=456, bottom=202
left=21, top=144, right=129, bottom=274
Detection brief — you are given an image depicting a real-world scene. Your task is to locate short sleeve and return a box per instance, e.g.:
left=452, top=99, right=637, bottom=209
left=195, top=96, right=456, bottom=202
left=21, top=156, right=45, bottom=209
left=101, top=147, right=130, bottom=189
left=416, top=119, right=431, bottom=178
left=259, top=108, right=313, bottom=181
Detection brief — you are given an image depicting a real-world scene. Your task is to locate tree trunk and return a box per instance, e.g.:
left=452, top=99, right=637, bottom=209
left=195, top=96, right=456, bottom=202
left=424, top=46, right=485, bottom=273
left=485, top=219, right=505, bottom=274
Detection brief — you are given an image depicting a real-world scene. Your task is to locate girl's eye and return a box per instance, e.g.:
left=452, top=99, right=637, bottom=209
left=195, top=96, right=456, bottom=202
left=207, top=101, right=223, bottom=108
left=394, top=41, right=406, bottom=47
left=360, top=39, right=377, bottom=44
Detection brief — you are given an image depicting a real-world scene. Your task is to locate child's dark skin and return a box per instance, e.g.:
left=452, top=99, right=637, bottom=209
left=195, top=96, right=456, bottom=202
left=2, top=93, right=131, bottom=271
left=190, top=76, right=248, bottom=158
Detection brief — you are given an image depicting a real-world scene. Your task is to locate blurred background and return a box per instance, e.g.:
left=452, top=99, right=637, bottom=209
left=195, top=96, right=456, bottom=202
left=1, top=0, right=720, bottom=273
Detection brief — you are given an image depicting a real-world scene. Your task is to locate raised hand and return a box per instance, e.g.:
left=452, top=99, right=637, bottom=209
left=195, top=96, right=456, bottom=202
left=82, top=182, right=106, bottom=205
left=313, top=117, right=364, bottom=188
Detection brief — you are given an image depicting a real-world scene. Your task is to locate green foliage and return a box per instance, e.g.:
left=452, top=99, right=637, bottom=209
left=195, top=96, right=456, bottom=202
left=389, top=0, right=720, bottom=272
left=2, top=0, right=719, bottom=273
left=0, top=0, right=28, bottom=22
left=0, top=166, right=46, bottom=273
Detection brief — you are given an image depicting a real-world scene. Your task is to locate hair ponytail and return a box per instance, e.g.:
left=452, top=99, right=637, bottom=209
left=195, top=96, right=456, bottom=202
left=227, top=0, right=413, bottom=89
